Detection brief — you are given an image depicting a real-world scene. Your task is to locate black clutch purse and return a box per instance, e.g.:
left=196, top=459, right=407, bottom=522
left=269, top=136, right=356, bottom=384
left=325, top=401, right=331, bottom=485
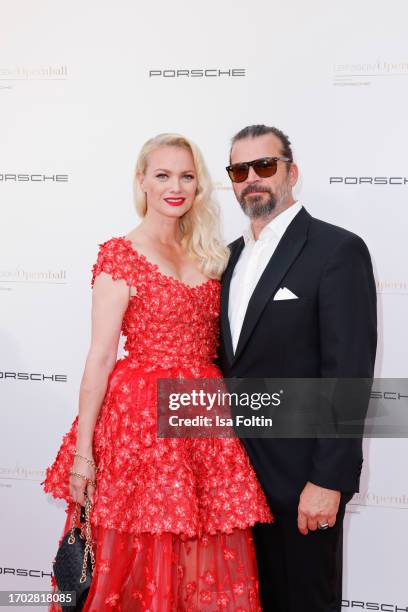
left=53, top=496, right=95, bottom=611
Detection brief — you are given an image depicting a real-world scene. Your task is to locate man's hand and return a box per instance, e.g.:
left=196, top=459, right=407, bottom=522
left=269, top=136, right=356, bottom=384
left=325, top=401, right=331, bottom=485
left=297, top=481, right=341, bottom=535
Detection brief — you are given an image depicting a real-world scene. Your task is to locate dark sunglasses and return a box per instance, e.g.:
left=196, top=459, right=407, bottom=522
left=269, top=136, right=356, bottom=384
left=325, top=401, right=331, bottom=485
left=226, top=156, right=291, bottom=183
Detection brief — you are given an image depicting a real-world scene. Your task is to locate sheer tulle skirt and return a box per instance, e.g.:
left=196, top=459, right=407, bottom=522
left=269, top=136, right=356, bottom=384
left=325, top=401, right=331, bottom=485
left=50, top=503, right=262, bottom=611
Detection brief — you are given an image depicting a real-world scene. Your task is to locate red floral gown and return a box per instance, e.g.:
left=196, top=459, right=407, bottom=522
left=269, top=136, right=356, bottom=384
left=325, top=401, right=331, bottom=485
left=43, top=236, right=272, bottom=611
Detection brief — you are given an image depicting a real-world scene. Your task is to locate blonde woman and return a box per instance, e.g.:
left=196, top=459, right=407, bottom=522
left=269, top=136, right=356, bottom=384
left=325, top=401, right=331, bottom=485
left=43, top=134, right=272, bottom=611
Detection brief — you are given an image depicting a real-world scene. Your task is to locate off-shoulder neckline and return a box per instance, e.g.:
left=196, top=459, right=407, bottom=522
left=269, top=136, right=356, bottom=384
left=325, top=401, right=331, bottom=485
left=118, top=236, right=218, bottom=291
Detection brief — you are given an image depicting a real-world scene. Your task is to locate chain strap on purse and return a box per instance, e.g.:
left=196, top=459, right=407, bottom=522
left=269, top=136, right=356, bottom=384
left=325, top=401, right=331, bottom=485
left=67, top=496, right=96, bottom=583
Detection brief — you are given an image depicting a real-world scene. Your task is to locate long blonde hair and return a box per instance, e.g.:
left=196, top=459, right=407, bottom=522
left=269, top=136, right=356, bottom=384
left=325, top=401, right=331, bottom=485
left=133, top=133, right=229, bottom=279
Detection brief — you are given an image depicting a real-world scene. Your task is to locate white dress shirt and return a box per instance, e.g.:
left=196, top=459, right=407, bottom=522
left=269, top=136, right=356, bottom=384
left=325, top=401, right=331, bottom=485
left=228, top=201, right=303, bottom=353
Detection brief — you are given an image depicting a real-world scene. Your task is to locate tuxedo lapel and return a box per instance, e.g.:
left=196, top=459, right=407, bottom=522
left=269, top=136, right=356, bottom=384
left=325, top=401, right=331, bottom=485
left=233, top=207, right=311, bottom=364
left=220, top=237, right=245, bottom=365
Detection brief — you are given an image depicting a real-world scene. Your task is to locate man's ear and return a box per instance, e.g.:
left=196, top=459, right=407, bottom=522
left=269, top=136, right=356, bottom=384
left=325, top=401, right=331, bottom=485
left=289, top=163, right=299, bottom=187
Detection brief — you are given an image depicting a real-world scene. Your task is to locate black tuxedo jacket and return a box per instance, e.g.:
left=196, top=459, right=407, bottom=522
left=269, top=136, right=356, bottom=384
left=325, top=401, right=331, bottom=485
left=219, top=207, right=377, bottom=512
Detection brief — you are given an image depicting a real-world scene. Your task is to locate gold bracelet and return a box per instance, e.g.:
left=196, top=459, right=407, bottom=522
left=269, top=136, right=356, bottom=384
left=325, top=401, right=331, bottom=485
left=74, top=451, right=99, bottom=471
left=70, top=470, right=96, bottom=488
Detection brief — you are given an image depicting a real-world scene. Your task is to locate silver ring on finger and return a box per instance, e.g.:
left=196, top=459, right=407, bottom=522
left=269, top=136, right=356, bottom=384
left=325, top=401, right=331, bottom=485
left=318, top=522, right=329, bottom=530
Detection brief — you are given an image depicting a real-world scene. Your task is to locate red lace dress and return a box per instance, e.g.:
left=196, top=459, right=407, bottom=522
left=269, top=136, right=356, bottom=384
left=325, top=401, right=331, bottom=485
left=42, top=236, right=272, bottom=611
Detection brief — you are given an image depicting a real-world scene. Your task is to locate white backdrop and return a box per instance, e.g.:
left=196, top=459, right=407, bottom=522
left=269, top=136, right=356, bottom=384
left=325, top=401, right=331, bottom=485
left=1, top=0, right=407, bottom=609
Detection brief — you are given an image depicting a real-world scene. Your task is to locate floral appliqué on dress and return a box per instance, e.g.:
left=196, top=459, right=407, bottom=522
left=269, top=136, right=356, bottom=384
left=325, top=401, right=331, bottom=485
left=43, top=237, right=272, bottom=611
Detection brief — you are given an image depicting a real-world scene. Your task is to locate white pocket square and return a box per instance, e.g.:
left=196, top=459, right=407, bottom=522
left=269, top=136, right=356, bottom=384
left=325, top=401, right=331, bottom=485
left=273, top=287, right=299, bottom=300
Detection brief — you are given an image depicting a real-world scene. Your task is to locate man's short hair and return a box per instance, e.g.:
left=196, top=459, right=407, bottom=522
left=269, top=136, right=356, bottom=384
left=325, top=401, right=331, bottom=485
left=230, top=125, right=293, bottom=163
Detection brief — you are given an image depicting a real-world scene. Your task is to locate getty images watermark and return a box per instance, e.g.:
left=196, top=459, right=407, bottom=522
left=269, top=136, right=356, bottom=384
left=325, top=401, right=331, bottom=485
left=167, top=386, right=282, bottom=429
left=157, top=378, right=408, bottom=439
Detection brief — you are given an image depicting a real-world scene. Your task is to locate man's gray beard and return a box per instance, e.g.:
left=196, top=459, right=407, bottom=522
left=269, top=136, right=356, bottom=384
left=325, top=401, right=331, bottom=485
left=239, top=192, right=277, bottom=219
